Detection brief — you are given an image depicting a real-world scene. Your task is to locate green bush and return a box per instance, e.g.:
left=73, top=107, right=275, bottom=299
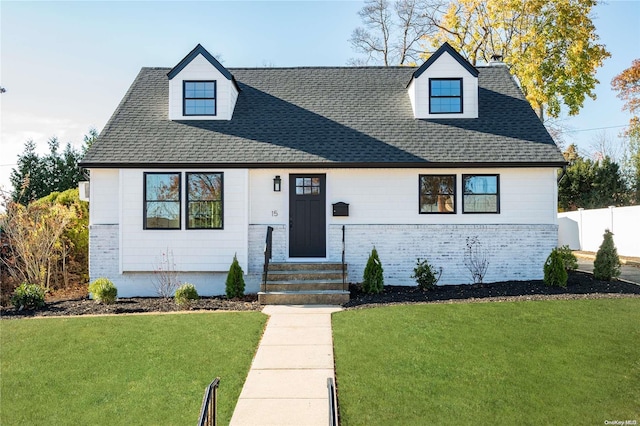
left=593, top=230, right=621, bottom=281
left=363, top=247, right=384, bottom=294
left=11, top=283, right=46, bottom=310
left=175, top=283, right=199, bottom=307
left=557, top=245, right=578, bottom=271
left=412, top=258, right=442, bottom=291
left=226, top=254, right=245, bottom=299
left=88, top=278, right=117, bottom=304
left=544, top=248, right=568, bottom=287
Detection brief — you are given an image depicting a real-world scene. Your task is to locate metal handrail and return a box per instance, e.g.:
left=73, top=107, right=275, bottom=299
left=262, top=226, right=274, bottom=293
left=328, top=377, right=339, bottom=426
left=198, top=377, right=220, bottom=426
left=341, top=225, right=346, bottom=292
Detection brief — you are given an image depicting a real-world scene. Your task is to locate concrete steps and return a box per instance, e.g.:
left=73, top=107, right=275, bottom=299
left=258, top=262, right=350, bottom=305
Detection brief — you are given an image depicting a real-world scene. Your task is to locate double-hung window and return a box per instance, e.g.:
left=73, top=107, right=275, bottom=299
left=463, top=174, right=499, bottom=213
left=429, top=78, right=462, bottom=114
left=187, top=173, right=223, bottom=229
left=419, top=175, right=456, bottom=213
left=184, top=81, right=216, bottom=116
left=144, top=173, right=181, bottom=229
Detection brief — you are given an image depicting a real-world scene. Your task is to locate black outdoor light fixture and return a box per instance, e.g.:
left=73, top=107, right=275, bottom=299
left=273, top=175, right=282, bottom=192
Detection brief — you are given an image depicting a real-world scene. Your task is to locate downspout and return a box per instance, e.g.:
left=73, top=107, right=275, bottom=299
left=556, top=165, right=567, bottom=184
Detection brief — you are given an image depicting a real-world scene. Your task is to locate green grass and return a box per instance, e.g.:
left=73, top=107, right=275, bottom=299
left=1, top=312, right=266, bottom=425
left=333, top=298, right=640, bottom=425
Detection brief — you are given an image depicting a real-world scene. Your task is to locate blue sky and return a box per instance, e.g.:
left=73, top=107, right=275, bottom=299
left=1, top=0, right=639, bottom=194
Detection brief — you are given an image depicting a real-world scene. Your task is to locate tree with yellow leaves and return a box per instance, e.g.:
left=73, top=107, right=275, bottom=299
left=612, top=59, right=640, bottom=203
left=350, top=0, right=610, bottom=123
left=424, top=0, right=609, bottom=121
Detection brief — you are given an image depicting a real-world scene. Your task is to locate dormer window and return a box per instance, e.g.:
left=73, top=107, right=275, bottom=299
left=429, top=78, right=462, bottom=114
left=407, top=43, right=478, bottom=119
left=168, top=44, right=240, bottom=121
left=184, top=81, right=216, bottom=116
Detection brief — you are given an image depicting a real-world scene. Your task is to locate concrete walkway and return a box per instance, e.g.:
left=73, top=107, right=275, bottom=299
left=230, top=305, right=342, bottom=426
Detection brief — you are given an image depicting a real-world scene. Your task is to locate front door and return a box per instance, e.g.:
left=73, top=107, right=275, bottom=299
left=289, top=174, right=326, bottom=257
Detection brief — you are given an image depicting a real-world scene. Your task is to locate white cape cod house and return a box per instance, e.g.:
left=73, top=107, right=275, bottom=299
left=80, top=43, right=565, bottom=302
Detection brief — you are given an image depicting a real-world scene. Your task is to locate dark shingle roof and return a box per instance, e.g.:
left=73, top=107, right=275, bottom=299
left=81, top=66, right=565, bottom=168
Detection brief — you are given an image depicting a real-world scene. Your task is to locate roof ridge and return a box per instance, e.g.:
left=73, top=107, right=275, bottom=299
left=141, top=65, right=421, bottom=71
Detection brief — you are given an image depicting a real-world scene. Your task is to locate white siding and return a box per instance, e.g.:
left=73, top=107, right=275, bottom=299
left=168, top=54, right=238, bottom=121
left=88, top=169, right=119, bottom=225
left=119, top=168, right=249, bottom=272
left=409, top=51, right=478, bottom=119
left=248, top=167, right=558, bottom=285
left=88, top=224, right=234, bottom=297
left=250, top=168, right=557, bottom=227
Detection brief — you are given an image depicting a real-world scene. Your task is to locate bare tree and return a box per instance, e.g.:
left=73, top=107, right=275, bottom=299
left=349, top=0, right=435, bottom=66
left=590, top=130, right=625, bottom=164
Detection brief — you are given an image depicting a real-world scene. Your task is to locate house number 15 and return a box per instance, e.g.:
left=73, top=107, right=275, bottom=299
left=272, top=210, right=279, bottom=217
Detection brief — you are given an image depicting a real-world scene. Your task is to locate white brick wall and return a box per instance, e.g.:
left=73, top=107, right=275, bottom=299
left=248, top=225, right=287, bottom=273
left=331, top=224, right=558, bottom=286
left=92, top=222, right=557, bottom=295
left=89, top=224, right=119, bottom=279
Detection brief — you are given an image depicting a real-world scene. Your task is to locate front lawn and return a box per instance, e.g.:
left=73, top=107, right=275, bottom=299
left=1, top=312, right=266, bottom=425
left=333, top=298, right=640, bottom=425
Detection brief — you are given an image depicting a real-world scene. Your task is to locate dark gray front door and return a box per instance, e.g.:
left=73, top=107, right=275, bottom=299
left=289, top=174, right=326, bottom=257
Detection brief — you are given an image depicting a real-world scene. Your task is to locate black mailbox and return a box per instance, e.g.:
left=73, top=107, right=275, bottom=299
left=332, top=202, right=349, bottom=217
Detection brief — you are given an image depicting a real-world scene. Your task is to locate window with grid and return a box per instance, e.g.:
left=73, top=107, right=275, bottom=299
left=429, top=78, right=463, bottom=114
left=295, top=177, right=321, bottom=195
left=462, top=174, right=499, bottom=213
left=183, top=81, right=216, bottom=116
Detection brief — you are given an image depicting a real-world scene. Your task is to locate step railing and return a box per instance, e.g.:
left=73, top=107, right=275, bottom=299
left=262, top=226, right=274, bottom=293
left=328, top=377, right=339, bottom=426
left=198, top=377, right=220, bottom=426
left=341, top=225, right=346, bottom=292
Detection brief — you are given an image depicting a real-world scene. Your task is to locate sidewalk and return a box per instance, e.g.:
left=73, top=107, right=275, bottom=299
left=230, top=305, right=342, bottom=426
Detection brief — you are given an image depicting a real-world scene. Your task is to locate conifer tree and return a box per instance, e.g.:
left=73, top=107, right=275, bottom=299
left=225, top=254, right=245, bottom=298
left=363, top=246, right=384, bottom=294
left=593, top=230, right=621, bottom=281
left=543, top=248, right=568, bottom=288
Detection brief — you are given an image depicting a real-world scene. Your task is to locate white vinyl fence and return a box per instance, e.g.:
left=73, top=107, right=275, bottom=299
left=558, top=206, right=640, bottom=257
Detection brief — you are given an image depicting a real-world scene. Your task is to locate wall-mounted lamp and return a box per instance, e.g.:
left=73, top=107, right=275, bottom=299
left=273, top=175, right=282, bottom=192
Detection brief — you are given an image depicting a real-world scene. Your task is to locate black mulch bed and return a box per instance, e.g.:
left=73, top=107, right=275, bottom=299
left=1, top=271, right=638, bottom=319
left=344, top=271, right=640, bottom=309
left=0, top=295, right=261, bottom=319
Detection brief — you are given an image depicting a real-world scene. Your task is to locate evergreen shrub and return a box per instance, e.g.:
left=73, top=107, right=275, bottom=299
left=557, top=245, right=578, bottom=271
left=11, top=283, right=46, bottom=310
left=226, top=254, right=245, bottom=299
left=88, top=277, right=117, bottom=304
left=174, top=283, right=199, bottom=308
left=593, top=230, right=621, bottom=281
left=544, top=248, right=568, bottom=287
left=412, top=258, right=442, bottom=291
left=363, top=247, right=384, bottom=294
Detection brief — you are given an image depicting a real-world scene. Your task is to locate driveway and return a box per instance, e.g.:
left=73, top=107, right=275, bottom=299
left=576, top=259, right=640, bottom=285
